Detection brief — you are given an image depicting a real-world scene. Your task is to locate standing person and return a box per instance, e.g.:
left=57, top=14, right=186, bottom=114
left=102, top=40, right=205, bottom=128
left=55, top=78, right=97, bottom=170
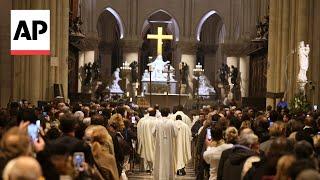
left=174, top=105, right=192, bottom=127
left=153, top=107, right=178, bottom=180
left=174, top=115, right=192, bottom=176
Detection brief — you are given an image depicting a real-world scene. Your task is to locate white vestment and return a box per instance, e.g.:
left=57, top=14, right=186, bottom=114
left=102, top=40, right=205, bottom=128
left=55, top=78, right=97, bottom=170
left=153, top=117, right=178, bottom=180
left=137, top=114, right=158, bottom=170
left=174, top=120, right=192, bottom=170
left=174, top=111, right=192, bottom=127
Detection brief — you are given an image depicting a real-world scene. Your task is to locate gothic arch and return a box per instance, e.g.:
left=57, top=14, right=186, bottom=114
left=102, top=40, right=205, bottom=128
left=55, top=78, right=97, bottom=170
left=196, top=10, right=224, bottom=42
left=141, top=9, right=180, bottom=41
left=99, top=7, right=125, bottom=39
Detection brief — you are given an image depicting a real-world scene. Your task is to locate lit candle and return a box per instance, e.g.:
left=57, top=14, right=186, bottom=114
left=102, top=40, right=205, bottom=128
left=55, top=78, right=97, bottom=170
left=129, top=97, right=132, bottom=102
left=126, top=92, right=129, bottom=97
left=135, top=90, right=138, bottom=96
left=135, top=83, right=139, bottom=89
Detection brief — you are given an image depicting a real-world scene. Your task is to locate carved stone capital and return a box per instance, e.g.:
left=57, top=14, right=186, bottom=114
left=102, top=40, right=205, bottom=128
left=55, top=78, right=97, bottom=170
left=120, top=38, right=143, bottom=52
left=221, top=41, right=258, bottom=56
left=177, top=40, right=198, bottom=54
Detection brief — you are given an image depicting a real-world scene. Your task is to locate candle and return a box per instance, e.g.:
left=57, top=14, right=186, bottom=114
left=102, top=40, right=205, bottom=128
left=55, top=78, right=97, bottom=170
left=135, top=83, right=139, bottom=89
left=135, top=91, right=138, bottom=96
left=129, top=98, right=132, bottom=102
left=126, top=92, right=129, bottom=97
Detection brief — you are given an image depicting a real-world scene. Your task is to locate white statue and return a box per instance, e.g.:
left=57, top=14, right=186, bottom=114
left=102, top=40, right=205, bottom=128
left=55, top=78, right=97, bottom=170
left=142, top=69, right=150, bottom=81
left=147, top=55, right=170, bottom=81
left=197, top=75, right=216, bottom=98
left=298, top=41, right=310, bottom=83
left=110, top=68, right=123, bottom=93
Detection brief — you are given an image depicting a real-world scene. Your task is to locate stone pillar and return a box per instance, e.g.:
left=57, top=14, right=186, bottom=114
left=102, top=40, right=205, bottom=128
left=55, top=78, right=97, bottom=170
left=12, top=0, right=69, bottom=104
left=239, top=56, right=250, bottom=97
left=99, top=42, right=113, bottom=82
left=121, top=38, right=141, bottom=64
left=178, top=40, right=197, bottom=93
left=0, top=0, right=12, bottom=107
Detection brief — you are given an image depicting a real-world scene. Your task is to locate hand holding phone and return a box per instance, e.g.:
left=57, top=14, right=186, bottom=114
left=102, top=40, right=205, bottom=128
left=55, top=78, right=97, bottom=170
left=206, top=128, right=212, bottom=140
left=73, top=152, right=85, bottom=172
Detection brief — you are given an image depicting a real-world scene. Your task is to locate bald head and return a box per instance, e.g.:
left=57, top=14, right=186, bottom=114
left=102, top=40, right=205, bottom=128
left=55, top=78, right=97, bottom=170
left=3, top=156, right=42, bottom=180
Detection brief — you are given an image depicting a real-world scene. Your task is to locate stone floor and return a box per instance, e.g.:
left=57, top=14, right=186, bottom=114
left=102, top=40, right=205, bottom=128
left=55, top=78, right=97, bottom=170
left=127, top=162, right=196, bottom=180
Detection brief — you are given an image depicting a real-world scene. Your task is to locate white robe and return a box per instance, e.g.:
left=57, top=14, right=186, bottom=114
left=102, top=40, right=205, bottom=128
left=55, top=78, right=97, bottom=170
left=174, top=111, right=192, bottom=127
left=174, top=120, right=192, bottom=170
left=153, top=117, right=178, bottom=180
left=137, top=115, right=157, bottom=163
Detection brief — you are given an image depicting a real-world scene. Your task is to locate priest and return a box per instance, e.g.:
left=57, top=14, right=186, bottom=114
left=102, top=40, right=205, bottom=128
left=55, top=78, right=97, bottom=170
left=174, top=105, right=192, bottom=127
left=174, top=115, right=192, bottom=176
left=137, top=107, right=158, bottom=171
left=153, top=107, right=178, bottom=180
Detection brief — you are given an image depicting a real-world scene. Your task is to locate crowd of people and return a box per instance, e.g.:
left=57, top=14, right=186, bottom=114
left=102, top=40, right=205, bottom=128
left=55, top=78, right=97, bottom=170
left=1, top=98, right=320, bottom=180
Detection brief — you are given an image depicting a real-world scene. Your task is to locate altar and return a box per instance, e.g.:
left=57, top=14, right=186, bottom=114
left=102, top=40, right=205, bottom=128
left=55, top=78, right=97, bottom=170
left=141, top=80, right=177, bottom=94
left=137, top=93, right=190, bottom=108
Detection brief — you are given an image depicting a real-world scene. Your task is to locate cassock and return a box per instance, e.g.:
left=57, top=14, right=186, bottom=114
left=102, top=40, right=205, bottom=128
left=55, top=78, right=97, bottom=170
left=153, top=117, right=178, bottom=180
left=142, top=115, right=157, bottom=164
left=174, top=120, right=192, bottom=171
left=174, top=111, right=192, bottom=127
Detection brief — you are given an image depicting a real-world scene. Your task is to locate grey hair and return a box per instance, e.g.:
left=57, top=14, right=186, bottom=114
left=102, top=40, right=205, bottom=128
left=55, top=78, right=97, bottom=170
left=238, top=133, right=259, bottom=147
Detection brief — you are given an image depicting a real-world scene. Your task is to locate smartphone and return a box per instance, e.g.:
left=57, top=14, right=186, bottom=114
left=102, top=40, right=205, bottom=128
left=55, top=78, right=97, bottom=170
left=43, top=112, right=48, bottom=116
left=27, top=123, right=39, bottom=142
left=131, top=116, right=136, bottom=124
left=73, top=152, right=85, bottom=171
left=206, top=128, right=212, bottom=140
left=269, top=121, right=273, bottom=127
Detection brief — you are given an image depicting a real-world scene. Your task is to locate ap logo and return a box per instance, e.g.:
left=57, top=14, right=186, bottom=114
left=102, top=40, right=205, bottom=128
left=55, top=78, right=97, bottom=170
left=11, top=10, right=50, bottom=55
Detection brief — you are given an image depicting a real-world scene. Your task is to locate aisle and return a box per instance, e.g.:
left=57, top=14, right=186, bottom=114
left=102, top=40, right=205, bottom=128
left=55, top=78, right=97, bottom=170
left=127, top=162, right=196, bottom=180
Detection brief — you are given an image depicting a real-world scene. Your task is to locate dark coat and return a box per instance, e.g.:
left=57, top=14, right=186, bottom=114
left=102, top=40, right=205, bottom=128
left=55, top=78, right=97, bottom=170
left=219, top=145, right=255, bottom=180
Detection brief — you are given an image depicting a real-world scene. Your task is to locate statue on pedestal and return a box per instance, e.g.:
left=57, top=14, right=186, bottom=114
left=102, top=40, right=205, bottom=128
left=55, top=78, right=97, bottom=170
left=147, top=55, right=171, bottom=81
left=110, top=68, right=123, bottom=93
left=297, top=41, right=310, bottom=83
left=181, top=62, right=189, bottom=85
left=130, top=61, right=138, bottom=83
left=198, top=75, right=216, bottom=97
left=218, top=63, right=230, bottom=85
left=83, top=62, right=92, bottom=86
left=230, top=65, right=239, bottom=85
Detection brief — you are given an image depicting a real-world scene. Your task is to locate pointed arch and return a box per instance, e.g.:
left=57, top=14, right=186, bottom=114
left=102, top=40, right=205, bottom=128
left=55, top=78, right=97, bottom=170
left=105, top=7, right=124, bottom=39
left=141, top=9, right=180, bottom=41
left=196, top=10, right=224, bottom=41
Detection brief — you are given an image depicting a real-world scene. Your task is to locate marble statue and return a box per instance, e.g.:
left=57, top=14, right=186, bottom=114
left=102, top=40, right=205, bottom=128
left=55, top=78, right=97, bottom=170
left=142, top=69, right=150, bottom=81
left=147, top=55, right=170, bottom=81
left=110, top=68, right=123, bottom=93
left=198, top=75, right=216, bottom=97
left=298, top=41, right=310, bottom=83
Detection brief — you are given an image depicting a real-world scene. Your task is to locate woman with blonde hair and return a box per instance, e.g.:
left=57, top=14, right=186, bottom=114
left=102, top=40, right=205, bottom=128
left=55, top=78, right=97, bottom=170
left=84, top=125, right=119, bottom=180
left=275, top=155, right=296, bottom=180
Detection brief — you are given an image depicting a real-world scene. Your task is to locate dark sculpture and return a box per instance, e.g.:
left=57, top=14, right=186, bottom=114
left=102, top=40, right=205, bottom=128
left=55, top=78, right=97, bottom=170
left=230, top=65, right=239, bottom=85
left=255, top=16, right=269, bottom=40
left=219, top=63, right=230, bottom=85
left=83, top=62, right=92, bottom=86
left=181, top=62, right=189, bottom=85
left=92, top=62, right=101, bottom=81
left=130, top=61, right=138, bottom=83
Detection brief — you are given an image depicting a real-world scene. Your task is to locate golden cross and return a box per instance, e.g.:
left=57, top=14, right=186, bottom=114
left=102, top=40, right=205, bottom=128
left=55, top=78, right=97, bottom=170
left=147, top=27, right=173, bottom=56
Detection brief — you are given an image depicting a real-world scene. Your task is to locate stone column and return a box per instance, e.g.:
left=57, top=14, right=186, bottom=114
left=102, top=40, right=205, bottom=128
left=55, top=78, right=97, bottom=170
left=239, top=56, right=250, bottom=97
left=121, top=38, right=141, bottom=64
left=178, top=40, right=197, bottom=94
left=99, top=42, right=113, bottom=82
left=0, top=0, right=12, bottom=107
